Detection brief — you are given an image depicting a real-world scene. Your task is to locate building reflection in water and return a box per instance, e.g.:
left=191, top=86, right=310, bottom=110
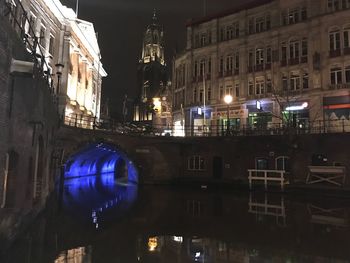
left=5, top=186, right=350, bottom=262
left=55, top=247, right=92, bottom=263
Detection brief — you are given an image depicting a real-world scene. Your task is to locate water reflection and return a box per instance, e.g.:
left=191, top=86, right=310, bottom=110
left=3, top=187, right=350, bottom=263
left=62, top=172, right=138, bottom=228
left=54, top=247, right=92, bottom=263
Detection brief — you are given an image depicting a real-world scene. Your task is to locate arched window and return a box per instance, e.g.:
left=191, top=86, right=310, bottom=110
left=275, top=156, right=290, bottom=172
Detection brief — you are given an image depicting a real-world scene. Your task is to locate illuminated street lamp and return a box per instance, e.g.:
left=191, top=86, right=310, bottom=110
left=224, top=94, right=233, bottom=136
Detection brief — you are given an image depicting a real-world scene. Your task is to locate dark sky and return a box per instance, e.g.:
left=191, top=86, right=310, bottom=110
left=61, top=0, right=249, bottom=119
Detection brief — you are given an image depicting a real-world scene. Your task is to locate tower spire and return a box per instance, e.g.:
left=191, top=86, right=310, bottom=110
left=152, top=8, right=157, bottom=25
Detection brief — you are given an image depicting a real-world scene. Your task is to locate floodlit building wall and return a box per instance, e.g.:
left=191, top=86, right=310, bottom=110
left=173, top=0, right=350, bottom=136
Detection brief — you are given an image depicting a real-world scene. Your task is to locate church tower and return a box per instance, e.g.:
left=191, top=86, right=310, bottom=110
left=134, top=11, right=168, bottom=123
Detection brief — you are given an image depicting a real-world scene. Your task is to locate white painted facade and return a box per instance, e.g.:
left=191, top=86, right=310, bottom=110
left=23, top=0, right=107, bottom=123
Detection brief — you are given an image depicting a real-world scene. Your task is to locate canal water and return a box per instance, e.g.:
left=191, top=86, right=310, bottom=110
left=2, top=174, right=350, bottom=262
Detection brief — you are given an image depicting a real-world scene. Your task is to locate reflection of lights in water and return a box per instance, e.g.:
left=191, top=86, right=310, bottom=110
left=172, top=236, right=183, bottom=243
left=62, top=144, right=139, bottom=228
left=55, top=247, right=91, bottom=263
left=148, top=237, right=158, bottom=251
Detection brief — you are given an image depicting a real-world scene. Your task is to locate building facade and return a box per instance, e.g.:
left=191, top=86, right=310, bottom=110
left=134, top=12, right=171, bottom=131
left=172, top=0, right=350, bottom=136
left=21, top=0, right=107, bottom=126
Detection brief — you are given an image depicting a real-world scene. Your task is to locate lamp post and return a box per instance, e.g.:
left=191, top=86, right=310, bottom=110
left=224, top=94, right=233, bottom=136
left=55, top=63, right=64, bottom=95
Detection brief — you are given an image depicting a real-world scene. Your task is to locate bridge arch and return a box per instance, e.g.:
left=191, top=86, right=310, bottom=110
left=64, top=142, right=138, bottom=184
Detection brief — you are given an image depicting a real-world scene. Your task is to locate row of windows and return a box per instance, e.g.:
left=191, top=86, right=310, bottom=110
left=191, top=72, right=309, bottom=102
left=328, top=0, right=350, bottom=11
left=193, top=0, right=350, bottom=49
left=25, top=13, right=56, bottom=56
left=193, top=6, right=307, bottom=48
left=192, top=86, right=212, bottom=104
left=187, top=155, right=290, bottom=172
left=330, top=66, right=350, bottom=85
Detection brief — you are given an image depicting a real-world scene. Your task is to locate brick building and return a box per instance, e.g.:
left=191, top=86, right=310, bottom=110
left=172, top=0, right=350, bottom=136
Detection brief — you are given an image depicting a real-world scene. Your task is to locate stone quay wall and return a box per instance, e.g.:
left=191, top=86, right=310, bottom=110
left=0, top=12, right=59, bottom=248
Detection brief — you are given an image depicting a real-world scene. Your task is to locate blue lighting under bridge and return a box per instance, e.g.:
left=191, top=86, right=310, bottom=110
left=61, top=143, right=139, bottom=227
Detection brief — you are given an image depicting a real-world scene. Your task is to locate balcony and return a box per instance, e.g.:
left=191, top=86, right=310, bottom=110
left=247, top=66, right=254, bottom=73
left=265, top=63, right=271, bottom=70
left=329, top=83, right=350, bottom=90
left=344, top=47, right=350, bottom=55
left=234, top=68, right=239, bottom=75
left=280, top=60, right=287, bottom=67
left=301, top=56, right=308, bottom=63
left=255, top=64, right=264, bottom=72
left=289, top=57, right=300, bottom=66
left=329, top=49, right=341, bottom=58
left=225, top=70, right=232, bottom=77
left=218, top=71, right=223, bottom=78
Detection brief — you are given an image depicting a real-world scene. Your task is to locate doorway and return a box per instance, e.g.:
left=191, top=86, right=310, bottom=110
left=212, top=156, right=223, bottom=179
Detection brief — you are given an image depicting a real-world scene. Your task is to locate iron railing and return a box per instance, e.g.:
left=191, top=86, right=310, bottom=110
left=63, top=113, right=350, bottom=137
left=1, top=0, right=55, bottom=93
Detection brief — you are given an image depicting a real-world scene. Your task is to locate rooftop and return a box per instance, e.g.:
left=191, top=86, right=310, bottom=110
left=186, top=0, right=274, bottom=27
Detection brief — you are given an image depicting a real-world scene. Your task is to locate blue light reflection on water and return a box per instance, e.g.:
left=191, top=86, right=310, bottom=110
left=62, top=143, right=139, bottom=227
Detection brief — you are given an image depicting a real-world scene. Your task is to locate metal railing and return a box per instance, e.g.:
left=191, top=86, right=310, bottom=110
left=63, top=113, right=350, bottom=138
left=1, top=0, right=55, bottom=93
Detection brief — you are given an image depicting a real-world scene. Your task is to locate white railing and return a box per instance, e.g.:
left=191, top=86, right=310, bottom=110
left=248, top=169, right=287, bottom=190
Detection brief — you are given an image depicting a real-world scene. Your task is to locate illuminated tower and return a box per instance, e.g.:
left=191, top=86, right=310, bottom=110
left=134, top=10, right=168, bottom=122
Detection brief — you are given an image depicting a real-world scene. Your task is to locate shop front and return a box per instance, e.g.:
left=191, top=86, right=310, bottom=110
left=172, top=112, right=185, bottom=137
left=215, top=107, right=248, bottom=135
left=323, top=96, right=350, bottom=132
left=282, top=101, right=309, bottom=129
left=190, top=107, right=212, bottom=136
left=246, top=102, right=273, bottom=130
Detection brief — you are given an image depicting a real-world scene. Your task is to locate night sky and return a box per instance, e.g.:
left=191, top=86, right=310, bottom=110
left=61, top=0, right=252, bottom=119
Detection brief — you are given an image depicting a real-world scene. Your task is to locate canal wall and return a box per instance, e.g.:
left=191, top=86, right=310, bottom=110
left=0, top=10, right=59, bottom=249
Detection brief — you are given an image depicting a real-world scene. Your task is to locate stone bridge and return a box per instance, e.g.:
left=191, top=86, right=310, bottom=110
left=56, top=125, right=187, bottom=184
left=56, top=125, right=350, bottom=186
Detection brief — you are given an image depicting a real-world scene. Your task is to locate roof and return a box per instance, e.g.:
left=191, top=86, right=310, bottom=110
left=186, top=0, right=274, bottom=27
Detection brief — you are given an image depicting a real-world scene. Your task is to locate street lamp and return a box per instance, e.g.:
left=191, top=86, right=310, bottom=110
left=224, top=94, right=233, bottom=136
left=55, top=63, right=64, bottom=95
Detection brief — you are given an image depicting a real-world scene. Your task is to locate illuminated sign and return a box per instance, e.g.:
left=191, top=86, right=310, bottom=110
left=256, top=100, right=262, bottom=110
left=285, top=102, right=308, bottom=111
left=197, top=107, right=202, bottom=115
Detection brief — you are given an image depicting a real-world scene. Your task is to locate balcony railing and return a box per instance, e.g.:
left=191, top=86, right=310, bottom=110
left=329, top=83, right=350, bottom=90
left=289, top=57, right=300, bottom=65
left=225, top=70, right=232, bottom=77
left=329, top=49, right=341, bottom=58
left=301, top=56, right=308, bottom=63
left=64, top=116, right=350, bottom=137
left=255, top=64, right=264, bottom=72
left=344, top=47, right=350, bottom=55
